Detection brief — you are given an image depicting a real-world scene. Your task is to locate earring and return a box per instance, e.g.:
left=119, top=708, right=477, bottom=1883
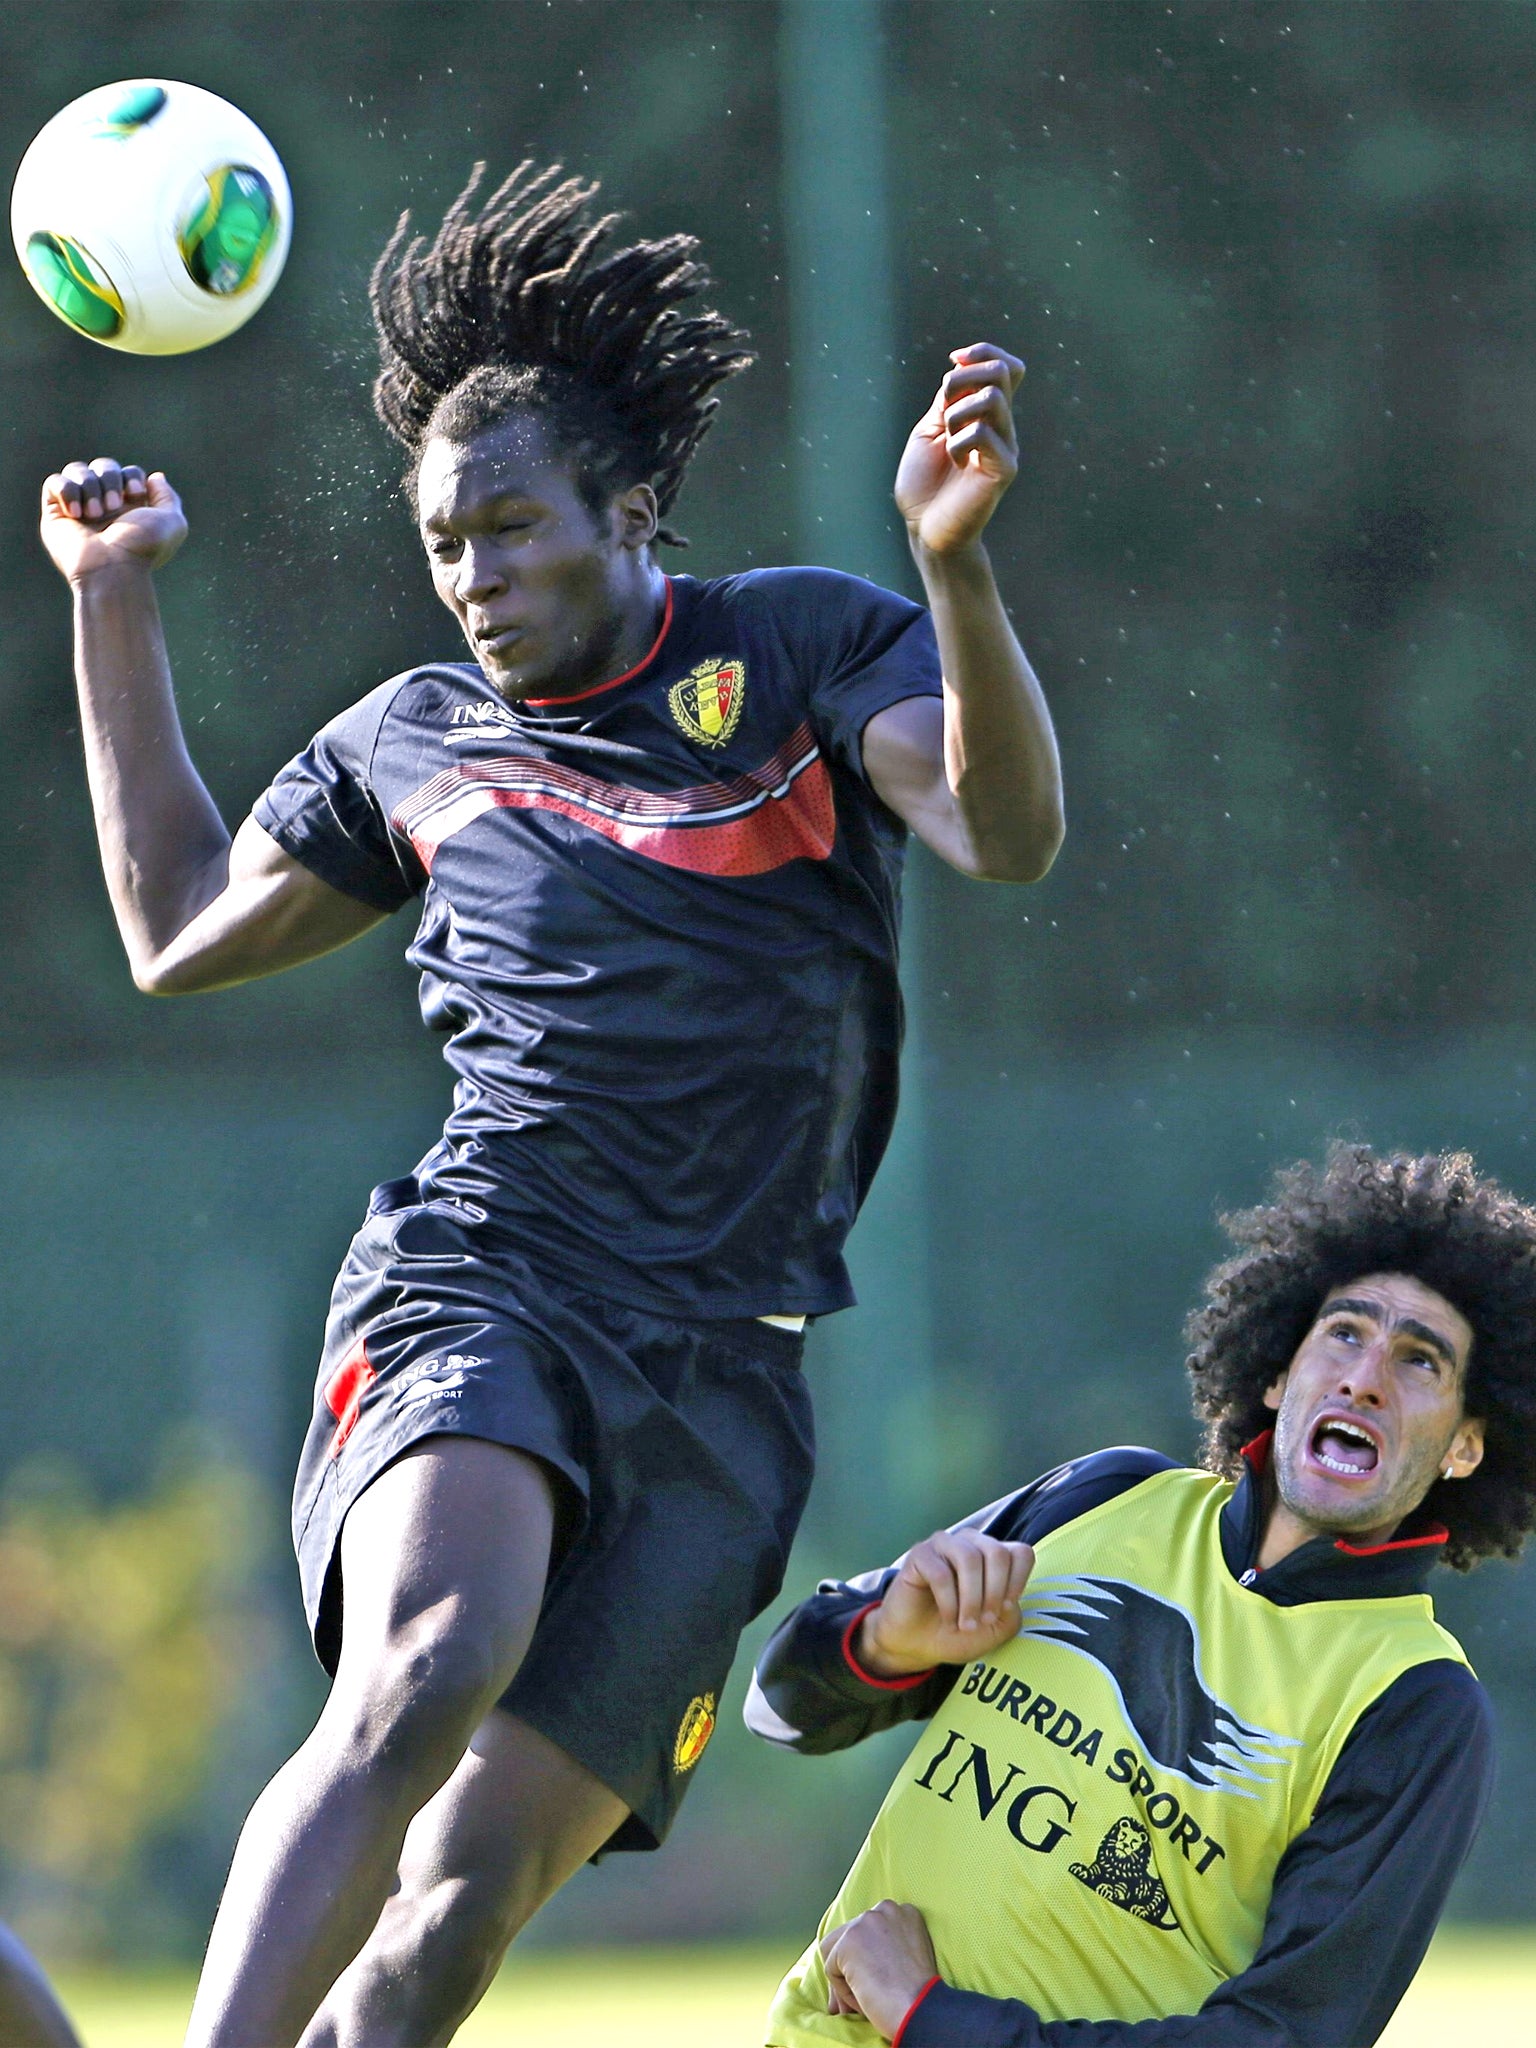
left=1442, top=1463, right=1456, bottom=1481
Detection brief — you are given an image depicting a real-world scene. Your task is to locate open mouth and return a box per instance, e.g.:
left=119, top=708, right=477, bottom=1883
left=1309, top=1417, right=1380, bottom=1477
left=474, top=625, right=524, bottom=654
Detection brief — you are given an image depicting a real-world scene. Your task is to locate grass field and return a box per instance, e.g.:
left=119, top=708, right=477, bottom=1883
left=56, top=1927, right=1536, bottom=2045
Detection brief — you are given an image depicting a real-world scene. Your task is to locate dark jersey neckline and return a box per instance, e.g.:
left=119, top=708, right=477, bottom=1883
left=523, top=577, right=676, bottom=709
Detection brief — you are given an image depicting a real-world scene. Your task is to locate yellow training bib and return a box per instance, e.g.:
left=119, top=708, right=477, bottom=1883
left=767, top=1467, right=1467, bottom=2044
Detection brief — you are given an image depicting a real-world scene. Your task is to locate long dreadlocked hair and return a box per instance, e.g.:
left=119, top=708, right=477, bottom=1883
left=1186, top=1143, right=1536, bottom=1570
left=369, top=161, right=754, bottom=545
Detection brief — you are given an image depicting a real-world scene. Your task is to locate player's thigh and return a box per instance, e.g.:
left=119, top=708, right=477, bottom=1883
left=331, top=1437, right=561, bottom=1701
left=394, top=1708, right=628, bottom=1925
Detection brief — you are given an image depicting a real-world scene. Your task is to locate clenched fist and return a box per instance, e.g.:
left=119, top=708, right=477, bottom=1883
left=821, top=1900, right=940, bottom=2040
left=856, top=1526, right=1035, bottom=1679
left=40, top=457, right=188, bottom=585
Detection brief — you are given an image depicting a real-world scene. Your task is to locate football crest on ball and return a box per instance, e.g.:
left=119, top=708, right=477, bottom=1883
left=177, top=164, right=279, bottom=296
left=21, top=232, right=124, bottom=340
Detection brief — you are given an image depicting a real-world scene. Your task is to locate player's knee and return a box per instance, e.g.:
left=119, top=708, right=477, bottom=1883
left=333, top=1627, right=504, bottom=1774
left=419, top=1875, right=524, bottom=1994
left=361, top=1874, right=521, bottom=2032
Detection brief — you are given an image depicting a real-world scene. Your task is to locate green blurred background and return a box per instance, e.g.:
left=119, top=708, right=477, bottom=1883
left=1, top=0, right=1534, bottom=1985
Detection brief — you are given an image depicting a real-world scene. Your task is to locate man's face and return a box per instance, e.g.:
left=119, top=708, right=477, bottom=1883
left=416, top=413, right=648, bottom=701
left=1263, top=1273, right=1484, bottom=1546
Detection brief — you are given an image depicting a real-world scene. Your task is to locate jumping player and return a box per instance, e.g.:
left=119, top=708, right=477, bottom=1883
left=37, top=165, right=1063, bottom=2048
left=750, top=1146, right=1536, bottom=2046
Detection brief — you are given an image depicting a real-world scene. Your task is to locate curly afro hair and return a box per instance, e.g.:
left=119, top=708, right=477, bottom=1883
left=369, top=161, right=754, bottom=545
left=1187, top=1144, right=1536, bottom=1570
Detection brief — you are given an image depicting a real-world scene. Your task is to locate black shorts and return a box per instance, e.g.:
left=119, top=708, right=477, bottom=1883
left=292, top=1181, right=815, bottom=1852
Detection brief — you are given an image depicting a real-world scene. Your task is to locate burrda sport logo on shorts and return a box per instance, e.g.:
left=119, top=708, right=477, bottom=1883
left=668, top=657, right=745, bottom=747
left=672, top=1692, right=718, bottom=1773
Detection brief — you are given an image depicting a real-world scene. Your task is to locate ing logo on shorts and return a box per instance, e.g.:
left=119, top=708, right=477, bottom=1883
left=673, top=1692, right=717, bottom=1773
left=668, top=659, right=745, bottom=748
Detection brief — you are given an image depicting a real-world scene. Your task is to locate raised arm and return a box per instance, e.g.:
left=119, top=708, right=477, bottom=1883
left=862, top=344, right=1064, bottom=884
left=745, top=1525, right=1034, bottom=1755
left=747, top=1452, right=1175, bottom=1756
left=40, top=457, right=385, bottom=994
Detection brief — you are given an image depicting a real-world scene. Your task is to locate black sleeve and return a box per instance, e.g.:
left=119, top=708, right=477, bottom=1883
left=898, top=1660, right=1494, bottom=2048
left=252, top=676, right=424, bottom=912
left=743, top=1449, right=1177, bottom=1755
left=750, top=567, right=944, bottom=781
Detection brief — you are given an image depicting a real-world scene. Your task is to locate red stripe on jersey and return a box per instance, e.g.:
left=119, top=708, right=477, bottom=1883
left=1239, top=1431, right=1273, bottom=1472
left=324, top=1342, right=377, bottom=1460
left=399, top=723, right=820, bottom=830
left=395, top=725, right=836, bottom=877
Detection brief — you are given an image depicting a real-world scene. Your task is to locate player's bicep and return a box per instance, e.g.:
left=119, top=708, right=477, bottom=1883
left=143, top=815, right=389, bottom=994
left=861, top=694, right=975, bottom=873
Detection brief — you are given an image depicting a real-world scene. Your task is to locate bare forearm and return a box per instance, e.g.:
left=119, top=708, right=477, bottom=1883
left=71, top=563, right=231, bottom=981
left=914, top=541, right=1063, bottom=882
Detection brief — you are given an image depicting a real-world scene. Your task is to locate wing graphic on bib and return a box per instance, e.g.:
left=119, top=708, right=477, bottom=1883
left=1018, top=1576, right=1299, bottom=1797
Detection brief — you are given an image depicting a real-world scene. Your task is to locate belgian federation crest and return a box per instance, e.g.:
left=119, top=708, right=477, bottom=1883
left=673, top=1692, right=717, bottom=1773
left=668, top=658, right=745, bottom=748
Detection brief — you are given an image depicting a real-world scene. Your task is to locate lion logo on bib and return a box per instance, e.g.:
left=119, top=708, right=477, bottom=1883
left=1070, top=1817, right=1180, bottom=1931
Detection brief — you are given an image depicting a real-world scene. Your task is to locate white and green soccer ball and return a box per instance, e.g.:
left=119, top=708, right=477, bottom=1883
left=10, top=79, right=291, bottom=354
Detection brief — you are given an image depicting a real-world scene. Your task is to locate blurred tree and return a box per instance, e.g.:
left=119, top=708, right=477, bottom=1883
left=0, top=1464, right=254, bottom=1959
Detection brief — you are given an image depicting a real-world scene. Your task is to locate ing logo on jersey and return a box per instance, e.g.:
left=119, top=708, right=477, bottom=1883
left=669, top=658, right=745, bottom=748
left=1018, top=1575, right=1299, bottom=1797
left=673, top=1692, right=718, bottom=1773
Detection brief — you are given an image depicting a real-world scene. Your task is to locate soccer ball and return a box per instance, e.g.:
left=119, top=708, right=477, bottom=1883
left=10, top=79, right=291, bottom=355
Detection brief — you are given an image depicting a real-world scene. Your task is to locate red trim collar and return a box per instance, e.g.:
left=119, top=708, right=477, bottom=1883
left=1240, top=1430, right=1273, bottom=1473
left=524, top=577, right=674, bottom=707
left=1334, top=1525, right=1449, bottom=1557
left=841, top=1601, right=936, bottom=1693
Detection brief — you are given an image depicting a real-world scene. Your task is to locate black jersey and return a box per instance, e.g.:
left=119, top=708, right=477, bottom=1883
left=254, top=567, right=941, bottom=1318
